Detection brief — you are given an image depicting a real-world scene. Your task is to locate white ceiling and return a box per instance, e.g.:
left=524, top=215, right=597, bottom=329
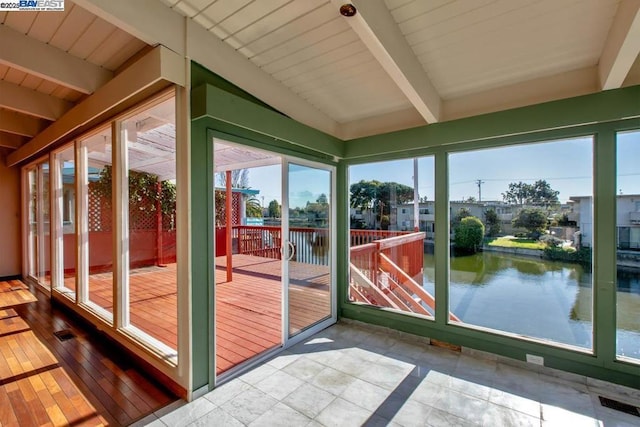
left=2, top=0, right=639, bottom=158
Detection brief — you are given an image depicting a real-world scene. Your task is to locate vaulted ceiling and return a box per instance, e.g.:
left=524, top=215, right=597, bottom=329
left=2, top=0, right=639, bottom=158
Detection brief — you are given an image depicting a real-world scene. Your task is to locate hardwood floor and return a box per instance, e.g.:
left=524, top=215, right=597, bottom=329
left=1, top=280, right=177, bottom=426
left=0, top=280, right=37, bottom=306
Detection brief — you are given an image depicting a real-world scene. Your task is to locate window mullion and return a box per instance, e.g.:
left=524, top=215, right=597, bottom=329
left=113, top=120, right=129, bottom=329
left=76, top=141, right=88, bottom=304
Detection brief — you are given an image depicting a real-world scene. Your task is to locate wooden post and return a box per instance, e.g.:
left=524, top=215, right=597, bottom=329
left=226, top=170, right=232, bottom=282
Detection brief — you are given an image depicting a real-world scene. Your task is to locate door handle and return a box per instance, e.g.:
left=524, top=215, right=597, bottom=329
left=286, top=240, right=295, bottom=261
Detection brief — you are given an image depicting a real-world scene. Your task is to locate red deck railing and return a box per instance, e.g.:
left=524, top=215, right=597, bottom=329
left=349, top=231, right=459, bottom=321
left=218, top=225, right=330, bottom=265
left=215, top=225, right=457, bottom=320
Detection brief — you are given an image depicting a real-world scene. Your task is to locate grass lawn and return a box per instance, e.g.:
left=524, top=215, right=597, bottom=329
left=485, top=236, right=545, bottom=250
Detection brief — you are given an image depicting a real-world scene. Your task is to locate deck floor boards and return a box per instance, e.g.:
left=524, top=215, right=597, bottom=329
left=214, top=254, right=331, bottom=372
left=47, top=254, right=331, bottom=376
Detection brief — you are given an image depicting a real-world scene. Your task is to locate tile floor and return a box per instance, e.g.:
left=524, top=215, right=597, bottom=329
left=134, top=321, right=640, bottom=426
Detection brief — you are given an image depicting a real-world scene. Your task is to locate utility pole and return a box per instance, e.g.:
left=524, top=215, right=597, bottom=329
left=476, top=179, right=485, bottom=202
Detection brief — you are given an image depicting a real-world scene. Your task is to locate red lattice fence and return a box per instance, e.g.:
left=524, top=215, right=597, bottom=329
left=86, top=182, right=177, bottom=270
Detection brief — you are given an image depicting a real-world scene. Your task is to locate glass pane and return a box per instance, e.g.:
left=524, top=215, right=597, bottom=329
left=288, top=163, right=332, bottom=337
left=27, top=168, right=37, bottom=279
left=616, top=130, right=640, bottom=361
left=123, top=96, right=177, bottom=352
left=57, top=147, right=76, bottom=294
left=38, top=162, right=51, bottom=287
left=83, top=128, right=114, bottom=317
left=448, top=137, right=593, bottom=350
left=348, top=157, right=435, bottom=319
left=213, top=140, right=283, bottom=374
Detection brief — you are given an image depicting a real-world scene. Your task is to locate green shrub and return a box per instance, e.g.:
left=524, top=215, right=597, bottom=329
left=484, top=208, right=501, bottom=237
left=512, top=207, right=547, bottom=238
left=543, top=246, right=592, bottom=266
left=380, top=215, right=390, bottom=230
left=454, top=216, right=485, bottom=253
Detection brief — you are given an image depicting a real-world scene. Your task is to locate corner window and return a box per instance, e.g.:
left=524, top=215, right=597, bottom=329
left=348, top=157, right=436, bottom=319
left=448, top=137, right=594, bottom=350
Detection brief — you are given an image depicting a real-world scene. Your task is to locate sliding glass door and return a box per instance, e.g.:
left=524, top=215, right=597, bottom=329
left=213, top=140, right=336, bottom=378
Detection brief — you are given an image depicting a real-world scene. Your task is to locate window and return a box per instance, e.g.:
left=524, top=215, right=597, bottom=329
left=81, top=127, right=114, bottom=320
left=56, top=146, right=76, bottom=294
left=448, top=137, right=594, bottom=350
left=616, top=130, right=640, bottom=362
left=122, top=95, right=178, bottom=353
left=25, top=161, right=51, bottom=289
left=348, top=157, right=436, bottom=319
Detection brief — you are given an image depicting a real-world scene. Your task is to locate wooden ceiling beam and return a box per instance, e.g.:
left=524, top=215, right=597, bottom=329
left=0, top=132, right=27, bottom=150
left=332, top=0, right=441, bottom=123
left=0, top=109, right=48, bottom=137
left=0, top=25, right=113, bottom=94
left=599, top=0, right=640, bottom=90
left=0, top=81, right=73, bottom=121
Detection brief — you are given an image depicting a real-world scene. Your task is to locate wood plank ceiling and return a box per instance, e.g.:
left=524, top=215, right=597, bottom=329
left=0, top=1, right=148, bottom=153
left=2, top=0, right=640, bottom=157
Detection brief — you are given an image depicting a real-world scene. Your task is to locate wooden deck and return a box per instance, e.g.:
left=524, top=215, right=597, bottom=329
left=215, top=254, right=331, bottom=373
left=0, top=280, right=176, bottom=426
left=58, top=254, right=331, bottom=375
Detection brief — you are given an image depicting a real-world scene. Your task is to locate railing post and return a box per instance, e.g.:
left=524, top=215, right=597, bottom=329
left=373, top=240, right=380, bottom=287
left=225, top=170, right=232, bottom=282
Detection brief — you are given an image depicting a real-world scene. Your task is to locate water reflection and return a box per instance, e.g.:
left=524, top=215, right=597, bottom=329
left=423, top=252, right=640, bottom=358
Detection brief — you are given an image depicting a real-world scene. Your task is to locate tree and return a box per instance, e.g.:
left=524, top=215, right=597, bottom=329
left=502, top=181, right=531, bottom=205
left=217, top=169, right=249, bottom=189
left=215, top=191, right=226, bottom=226
left=349, top=180, right=414, bottom=226
left=530, top=180, right=559, bottom=207
left=452, top=207, right=471, bottom=228
left=484, top=208, right=501, bottom=237
left=268, top=199, right=281, bottom=218
left=350, top=180, right=378, bottom=212
left=305, top=197, right=329, bottom=225
left=245, top=196, right=262, bottom=218
left=512, top=208, right=547, bottom=237
left=454, top=216, right=485, bottom=253
left=502, top=180, right=559, bottom=207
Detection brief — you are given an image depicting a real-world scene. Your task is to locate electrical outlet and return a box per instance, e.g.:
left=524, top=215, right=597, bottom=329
left=526, top=354, right=544, bottom=365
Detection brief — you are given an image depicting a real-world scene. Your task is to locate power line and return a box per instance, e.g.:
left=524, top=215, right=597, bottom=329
left=451, top=172, right=640, bottom=186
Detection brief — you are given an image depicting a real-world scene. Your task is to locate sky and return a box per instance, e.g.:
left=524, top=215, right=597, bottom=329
left=226, top=131, right=640, bottom=208
left=237, top=163, right=331, bottom=209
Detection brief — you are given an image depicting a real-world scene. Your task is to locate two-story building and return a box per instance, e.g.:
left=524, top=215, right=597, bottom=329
left=570, top=195, right=640, bottom=249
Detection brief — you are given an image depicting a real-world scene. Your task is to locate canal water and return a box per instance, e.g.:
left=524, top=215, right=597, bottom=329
left=422, top=252, right=640, bottom=359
